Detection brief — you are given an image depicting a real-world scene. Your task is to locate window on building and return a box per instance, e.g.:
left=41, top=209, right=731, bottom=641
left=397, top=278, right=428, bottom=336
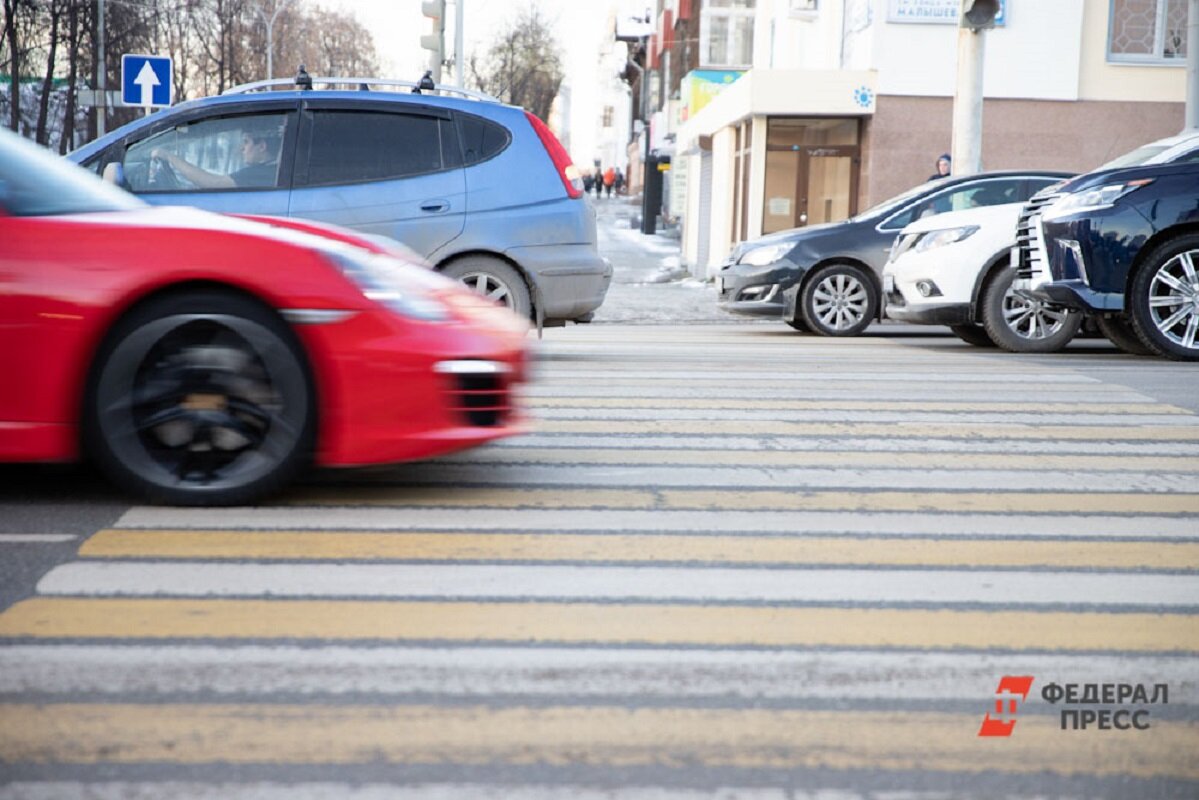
left=1108, top=0, right=1188, bottom=63
left=701, top=0, right=755, bottom=68
left=602, top=106, right=614, bottom=127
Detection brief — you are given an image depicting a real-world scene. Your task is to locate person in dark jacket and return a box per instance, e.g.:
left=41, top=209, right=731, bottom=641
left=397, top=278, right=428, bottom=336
left=929, top=153, right=952, bottom=181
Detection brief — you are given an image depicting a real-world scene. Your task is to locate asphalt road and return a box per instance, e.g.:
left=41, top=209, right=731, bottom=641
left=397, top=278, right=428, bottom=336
left=2, top=207, right=1198, bottom=797
left=2, top=319, right=1198, bottom=799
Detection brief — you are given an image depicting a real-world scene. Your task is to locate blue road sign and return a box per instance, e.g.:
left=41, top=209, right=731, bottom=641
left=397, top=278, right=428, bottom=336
left=121, top=54, right=172, bottom=108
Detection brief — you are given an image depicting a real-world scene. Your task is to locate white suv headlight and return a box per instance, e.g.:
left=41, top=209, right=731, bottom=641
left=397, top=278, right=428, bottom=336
left=913, top=225, right=979, bottom=253
left=1042, top=179, right=1154, bottom=220
left=738, top=242, right=793, bottom=267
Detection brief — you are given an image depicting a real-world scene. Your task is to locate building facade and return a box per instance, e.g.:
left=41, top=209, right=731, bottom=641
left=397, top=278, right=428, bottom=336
left=655, top=0, right=1188, bottom=278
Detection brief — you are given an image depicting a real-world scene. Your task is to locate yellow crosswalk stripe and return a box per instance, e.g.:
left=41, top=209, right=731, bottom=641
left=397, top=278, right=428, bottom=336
left=532, top=420, right=1199, bottom=440
left=1, top=703, right=1195, bottom=778
left=1, top=598, right=1194, bottom=651
left=79, top=530, right=1199, bottom=570
left=284, top=486, right=1199, bottom=514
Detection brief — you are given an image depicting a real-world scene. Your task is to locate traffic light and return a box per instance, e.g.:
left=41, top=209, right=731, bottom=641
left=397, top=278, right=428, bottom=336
left=421, top=0, right=445, bottom=81
left=960, top=0, right=1000, bottom=30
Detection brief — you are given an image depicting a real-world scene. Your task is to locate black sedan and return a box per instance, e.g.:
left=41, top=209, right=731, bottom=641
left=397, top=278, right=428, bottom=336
left=1033, top=161, right=1199, bottom=361
left=717, top=170, right=1071, bottom=336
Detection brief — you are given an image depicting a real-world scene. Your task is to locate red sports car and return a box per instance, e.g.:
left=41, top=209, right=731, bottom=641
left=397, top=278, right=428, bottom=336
left=0, top=129, right=529, bottom=505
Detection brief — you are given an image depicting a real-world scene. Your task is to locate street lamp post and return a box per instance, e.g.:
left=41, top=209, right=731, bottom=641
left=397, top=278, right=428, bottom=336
left=255, top=0, right=290, bottom=80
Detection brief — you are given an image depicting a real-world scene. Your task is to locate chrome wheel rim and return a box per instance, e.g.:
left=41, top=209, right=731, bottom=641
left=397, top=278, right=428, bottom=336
left=459, top=271, right=515, bottom=308
left=1148, top=249, right=1199, bottom=351
left=812, top=273, right=869, bottom=331
left=1001, top=285, right=1071, bottom=340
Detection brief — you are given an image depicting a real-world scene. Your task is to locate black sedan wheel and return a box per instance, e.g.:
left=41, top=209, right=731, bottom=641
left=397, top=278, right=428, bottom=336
left=85, top=291, right=314, bottom=505
left=981, top=267, right=1082, bottom=353
left=1129, top=234, right=1199, bottom=362
left=800, top=265, right=877, bottom=337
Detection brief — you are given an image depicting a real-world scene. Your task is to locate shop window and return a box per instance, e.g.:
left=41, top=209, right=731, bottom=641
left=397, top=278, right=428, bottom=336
left=767, top=118, right=859, bottom=147
left=701, top=0, right=756, bottom=68
left=1108, top=0, right=1188, bottom=63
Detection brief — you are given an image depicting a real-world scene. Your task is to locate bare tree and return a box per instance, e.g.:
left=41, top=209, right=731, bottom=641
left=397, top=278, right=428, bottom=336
left=470, top=4, right=563, bottom=122
left=5, top=0, right=381, bottom=145
left=34, top=0, right=63, bottom=144
left=3, top=0, right=28, bottom=131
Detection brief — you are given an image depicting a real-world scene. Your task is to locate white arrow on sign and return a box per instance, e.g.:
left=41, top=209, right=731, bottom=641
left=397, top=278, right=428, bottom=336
left=134, top=61, right=160, bottom=106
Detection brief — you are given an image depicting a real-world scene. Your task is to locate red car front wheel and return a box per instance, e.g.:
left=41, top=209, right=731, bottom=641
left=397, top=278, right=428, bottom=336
left=85, top=290, right=315, bottom=505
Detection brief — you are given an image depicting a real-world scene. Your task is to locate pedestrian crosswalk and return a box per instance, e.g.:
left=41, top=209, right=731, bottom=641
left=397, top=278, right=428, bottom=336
left=1, top=324, right=1197, bottom=797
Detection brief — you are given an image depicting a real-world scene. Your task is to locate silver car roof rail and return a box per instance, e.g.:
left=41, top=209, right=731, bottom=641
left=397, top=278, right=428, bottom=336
left=222, top=77, right=500, bottom=103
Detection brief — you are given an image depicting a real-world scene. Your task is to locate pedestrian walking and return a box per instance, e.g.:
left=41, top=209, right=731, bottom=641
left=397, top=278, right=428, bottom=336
left=594, top=165, right=605, bottom=198
left=614, top=168, right=624, bottom=195
left=603, top=166, right=616, bottom=198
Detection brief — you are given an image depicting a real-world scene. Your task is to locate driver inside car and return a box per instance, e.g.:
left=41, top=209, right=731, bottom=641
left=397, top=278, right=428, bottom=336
left=150, top=128, right=280, bottom=189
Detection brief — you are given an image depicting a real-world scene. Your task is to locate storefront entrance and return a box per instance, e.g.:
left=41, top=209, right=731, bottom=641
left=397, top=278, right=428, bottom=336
left=762, top=118, right=860, bottom=234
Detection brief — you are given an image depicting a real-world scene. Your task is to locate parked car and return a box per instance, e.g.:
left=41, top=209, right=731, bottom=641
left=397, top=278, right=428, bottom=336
left=884, top=199, right=1083, bottom=351
left=67, top=74, right=612, bottom=327
left=717, top=170, right=1070, bottom=336
left=1029, top=160, right=1199, bottom=361
left=1, top=128, right=530, bottom=505
left=1014, top=131, right=1199, bottom=357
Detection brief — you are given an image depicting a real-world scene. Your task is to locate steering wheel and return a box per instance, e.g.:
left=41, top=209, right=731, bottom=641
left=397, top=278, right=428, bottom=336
left=149, top=155, right=182, bottom=190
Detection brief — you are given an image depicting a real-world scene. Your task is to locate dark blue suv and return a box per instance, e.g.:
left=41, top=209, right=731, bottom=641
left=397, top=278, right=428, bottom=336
left=1032, top=161, right=1199, bottom=361
left=68, top=75, right=612, bottom=327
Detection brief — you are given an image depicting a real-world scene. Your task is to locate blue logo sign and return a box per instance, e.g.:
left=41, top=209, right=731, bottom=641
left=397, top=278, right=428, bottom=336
left=121, top=54, right=172, bottom=107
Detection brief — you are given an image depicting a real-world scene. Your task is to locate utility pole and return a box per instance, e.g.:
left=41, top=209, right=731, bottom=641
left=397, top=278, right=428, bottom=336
left=950, top=0, right=1000, bottom=176
left=1186, top=0, right=1198, bottom=130
left=96, top=0, right=106, bottom=136
left=455, top=0, right=465, bottom=87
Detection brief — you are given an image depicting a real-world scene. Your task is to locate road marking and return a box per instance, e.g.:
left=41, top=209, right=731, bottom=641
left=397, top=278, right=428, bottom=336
left=0, top=534, right=76, bottom=544
left=489, top=434, right=1199, bottom=456
left=444, top=447, right=1199, bottom=473
left=527, top=397, right=1191, bottom=415
left=113, top=507, right=1199, bottom=538
left=3, top=645, right=1195, bottom=703
left=0, top=598, right=1194, bottom=651
left=283, top=487, right=1199, bottom=515
left=534, top=370, right=1104, bottom=384
left=34, top=562, right=1199, bottom=607
left=347, top=463, right=1196, bottom=493
left=0, top=783, right=1021, bottom=800
left=78, top=530, right=1199, bottom=570
left=530, top=408, right=1199, bottom=428
left=1, top=703, right=1195, bottom=778
left=530, top=420, right=1199, bottom=440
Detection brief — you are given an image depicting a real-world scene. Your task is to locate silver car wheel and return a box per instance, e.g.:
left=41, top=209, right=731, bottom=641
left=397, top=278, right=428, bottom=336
left=459, top=271, right=516, bottom=308
left=811, top=273, right=869, bottom=331
left=1001, top=285, right=1071, bottom=340
left=1147, top=249, right=1199, bottom=351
